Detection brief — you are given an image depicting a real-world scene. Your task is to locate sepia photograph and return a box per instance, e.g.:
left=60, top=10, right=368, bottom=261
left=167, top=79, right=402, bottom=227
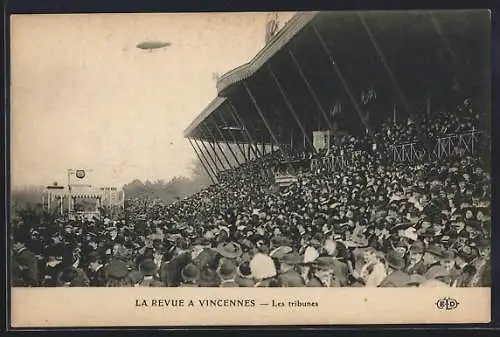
left=9, top=10, right=491, bottom=327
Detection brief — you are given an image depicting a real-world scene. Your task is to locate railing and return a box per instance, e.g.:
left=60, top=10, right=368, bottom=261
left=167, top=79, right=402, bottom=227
left=391, top=142, right=427, bottom=163
left=435, top=130, right=480, bottom=160
left=311, top=130, right=481, bottom=172
left=310, top=150, right=362, bottom=172
left=391, top=130, right=481, bottom=164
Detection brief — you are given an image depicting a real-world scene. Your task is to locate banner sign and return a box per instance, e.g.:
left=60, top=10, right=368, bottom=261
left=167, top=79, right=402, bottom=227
left=275, top=174, right=298, bottom=187
left=313, top=130, right=331, bottom=151
left=75, top=170, right=86, bottom=179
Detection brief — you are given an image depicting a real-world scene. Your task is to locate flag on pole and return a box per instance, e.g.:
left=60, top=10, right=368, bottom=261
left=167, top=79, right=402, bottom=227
left=330, top=101, right=342, bottom=119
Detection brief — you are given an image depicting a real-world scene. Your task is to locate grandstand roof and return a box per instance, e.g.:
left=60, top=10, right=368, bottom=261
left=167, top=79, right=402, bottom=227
left=184, top=10, right=490, bottom=144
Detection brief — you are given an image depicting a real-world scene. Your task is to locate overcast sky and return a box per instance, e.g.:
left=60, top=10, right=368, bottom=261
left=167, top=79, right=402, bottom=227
left=11, top=12, right=296, bottom=188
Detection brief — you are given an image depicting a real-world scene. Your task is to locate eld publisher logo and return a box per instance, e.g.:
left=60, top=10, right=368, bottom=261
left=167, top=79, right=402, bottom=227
left=435, top=297, right=459, bottom=311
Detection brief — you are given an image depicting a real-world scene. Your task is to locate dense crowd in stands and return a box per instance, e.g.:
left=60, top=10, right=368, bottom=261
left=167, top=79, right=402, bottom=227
left=11, top=104, right=491, bottom=288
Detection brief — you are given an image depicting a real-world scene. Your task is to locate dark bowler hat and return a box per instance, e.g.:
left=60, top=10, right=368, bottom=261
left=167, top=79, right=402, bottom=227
left=181, top=263, right=200, bottom=282
left=107, top=260, right=129, bottom=279
left=314, top=256, right=335, bottom=270
left=139, top=259, right=158, bottom=277
left=218, top=259, right=236, bottom=278
left=385, top=250, right=406, bottom=270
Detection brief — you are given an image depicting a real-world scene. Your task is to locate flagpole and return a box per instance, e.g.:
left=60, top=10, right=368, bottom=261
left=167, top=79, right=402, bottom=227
left=67, top=169, right=72, bottom=214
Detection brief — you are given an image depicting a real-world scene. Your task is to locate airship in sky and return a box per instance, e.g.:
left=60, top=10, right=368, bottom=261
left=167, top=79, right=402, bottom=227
left=136, top=41, right=172, bottom=51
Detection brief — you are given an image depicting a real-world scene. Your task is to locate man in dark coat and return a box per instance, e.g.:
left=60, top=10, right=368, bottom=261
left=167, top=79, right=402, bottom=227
left=379, top=250, right=411, bottom=287
left=179, top=263, right=200, bottom=287
left=159, top=248, right=191, bottom=286
left=12, top=242, right=39, bottom=286
left=217, top=259, right=238, bottom=287
left=138, top=259, right=164, bottom=287
left=87, top=251, right=107, bottom=286
left=278, top=252, right=305, bottom=287
left=405, top=240, right=427, bottom=275
left=308, top=257, right=341, bottom=287
left=56, top=265, right=90, bottom=287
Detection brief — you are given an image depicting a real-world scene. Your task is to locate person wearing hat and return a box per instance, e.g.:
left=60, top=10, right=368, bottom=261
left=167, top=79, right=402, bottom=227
left=12, top=241, right=39, bottom=287
left=234, top=261, right=255, bottom=287
left=452, top=263, right=477, bottom=288
left=192, top=244, right=218, bottom=270
left=159, top=247, right=191, bottom=287
left=438, top=250, right=461, bottom=286
left=352, top=247, right=385, bottom=286
left=405, top=240, right=427, bottom=275
left=422, top=244, right=443, bottom=272
left=323, top=239, right=351, bottom=282
left=104, top=259, right=132, bottom=287
left=379, top=250, right=411, bottom=287
left=217, top=259, right=238, bottom=287
left=127, top=270, right=144, bottom=287
left=216, top=242, right=242, bottom=261
left=138, top=259, right=164, bottom=287
left=406, top=273, right=426, bottom=287
left=278, top=252, right=305, bottom=287
left=424, top=265, right=452, bottom=287
left=269, top=245, right=293, bottom=260
left=40, top=248, right=65, bottom=287
left=198, top=267, right=221, bottom=287
left=307, top=257, right=340, bottom=287
left=56, top=263, right=90, bottom=287
left=180, top=263, right=200, bottom=287
left=87, top=251, right=107, bottom=287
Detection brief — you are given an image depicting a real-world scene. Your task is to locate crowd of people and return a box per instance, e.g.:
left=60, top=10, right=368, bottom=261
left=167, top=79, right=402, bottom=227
left=377, top=99, right=478, bottom=145
left=11, top=105, right=491, bottom=288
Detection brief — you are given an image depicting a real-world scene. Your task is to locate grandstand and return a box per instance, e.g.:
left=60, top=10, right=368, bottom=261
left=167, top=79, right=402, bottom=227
left=183, top=10, right=490, bottom=182
left=11, top=10, right=491, bottom=288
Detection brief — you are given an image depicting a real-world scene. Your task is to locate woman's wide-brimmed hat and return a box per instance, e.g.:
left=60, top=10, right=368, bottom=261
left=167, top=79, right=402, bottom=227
left=216, top=242, right=242, bottom=259
left=282, top=252, right=303, bottom=265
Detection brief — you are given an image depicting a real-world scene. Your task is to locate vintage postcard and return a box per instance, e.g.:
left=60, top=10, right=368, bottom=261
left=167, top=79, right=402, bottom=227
left=9, top=10, right=491, bottom=327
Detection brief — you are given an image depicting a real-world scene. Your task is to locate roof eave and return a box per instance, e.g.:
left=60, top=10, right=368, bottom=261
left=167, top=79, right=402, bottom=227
left=215, top=11, right=319, bottom=94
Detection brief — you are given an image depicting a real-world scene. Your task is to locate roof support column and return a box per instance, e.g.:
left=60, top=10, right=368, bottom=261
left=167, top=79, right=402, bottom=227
left=204, top=124, right=234, bottom=170
left=357, top=13, right=431, bottom=148
left=312, top=23, right=372, bottom=136
left=227, top=99, right=262, bottom=159
left=193, top=138, right=219, bottom=181
left=288, top=48, right=333, bottom=132
left=220, top=114, right=248, bottom=162
left=267, top=63, right=316, bottom=153
left=220, top=109, right=248, bottom=163
left=242, top=82, right=289, bottom=163
left=188, top=137, right=216, bottom=184
left=357, top=14, right=412, bottom=121
left=210, top=117, right=241, bottom=167
left=198, top=137, right=222, bottom=174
